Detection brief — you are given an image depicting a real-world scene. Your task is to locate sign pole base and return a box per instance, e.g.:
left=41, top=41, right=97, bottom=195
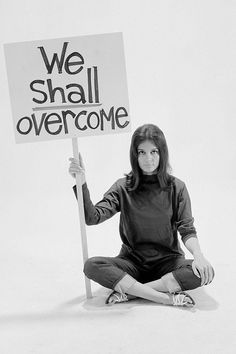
left=72, top=137, right=92, bottom=299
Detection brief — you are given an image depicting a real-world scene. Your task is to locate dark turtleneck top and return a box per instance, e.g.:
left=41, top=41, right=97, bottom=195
left=73, top=174, right=197, bottom=267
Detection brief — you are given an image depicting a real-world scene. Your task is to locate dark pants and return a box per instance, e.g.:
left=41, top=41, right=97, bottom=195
left=84, top=251, right=202, bottom=292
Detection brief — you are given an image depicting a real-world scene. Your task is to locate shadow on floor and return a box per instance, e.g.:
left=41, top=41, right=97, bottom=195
left=80, top=286, right=219, bottom=312
left=188, top=287, right=219, bottom=311
left=0, top=287, right=218, bottom=326
left=0, top=291, right=128, bottom=326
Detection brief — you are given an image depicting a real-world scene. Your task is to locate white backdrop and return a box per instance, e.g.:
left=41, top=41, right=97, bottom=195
left=1, top=0, right=236, bottom=310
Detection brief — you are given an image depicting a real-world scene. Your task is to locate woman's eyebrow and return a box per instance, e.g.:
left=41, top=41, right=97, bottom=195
left=137, top=148, right=158, bottom=151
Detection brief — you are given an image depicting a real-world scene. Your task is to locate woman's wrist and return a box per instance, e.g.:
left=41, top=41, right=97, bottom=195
left=193, top=251, right=204, bottom=259
left=185, top=237, right=204, bottom=259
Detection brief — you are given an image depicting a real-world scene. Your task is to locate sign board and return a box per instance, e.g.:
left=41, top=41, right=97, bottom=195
left=4, top=32, right=130, bottom=143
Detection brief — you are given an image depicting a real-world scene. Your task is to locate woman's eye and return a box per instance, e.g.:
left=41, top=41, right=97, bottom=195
left=152, top=150, right=159, bottom=154
left=138, top=151, right=145, bottom=155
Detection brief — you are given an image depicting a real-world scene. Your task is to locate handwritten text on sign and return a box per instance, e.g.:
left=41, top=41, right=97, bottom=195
left=4, top=33, right=130, bottom=143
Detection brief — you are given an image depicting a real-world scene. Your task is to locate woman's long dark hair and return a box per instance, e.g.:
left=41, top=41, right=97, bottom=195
left=126, top=124, right=173, bottom=191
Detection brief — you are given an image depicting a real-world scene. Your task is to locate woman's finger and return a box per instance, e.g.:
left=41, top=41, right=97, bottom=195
left=192, top=262, right=201, bottom=278
left=208, top=266, right=214, bottom=284
left=69, top=157, right=79, bottom=162
left=70, top=162, right=82, bottom=169
left=200, top=269, right=206, bottom=286
left=69, top=157, right=80, bottom=166
left=203, top=268, right=209, bottom=285
left=69, top=162, right=84, bottom=170
left=69, top=166, right=84, bottom=174
left=194, top=264, right=204, bottom=285
left=211, top=266, right=215, bottom=281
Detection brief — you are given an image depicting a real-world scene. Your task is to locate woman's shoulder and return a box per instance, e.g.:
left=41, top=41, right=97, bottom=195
left=105, top=176, right=127, bottom=192
left=115, top=176, right=127, bottom=188
left=170, top=175, right=186, bottom=192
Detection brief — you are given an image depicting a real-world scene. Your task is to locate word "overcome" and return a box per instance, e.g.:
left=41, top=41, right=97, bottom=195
left=17, top=106, right=129, bottom=135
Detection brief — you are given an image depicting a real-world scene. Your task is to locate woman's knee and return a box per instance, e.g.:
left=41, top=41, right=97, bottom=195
left=172, top=264, right=202, bottom=291
left=184, top=264, right=215, bottom=290
left=83, top=257, right=100, bottom=278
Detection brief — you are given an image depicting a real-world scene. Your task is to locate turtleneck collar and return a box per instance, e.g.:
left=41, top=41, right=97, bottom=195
left=140, top=173, right=159, bottom=184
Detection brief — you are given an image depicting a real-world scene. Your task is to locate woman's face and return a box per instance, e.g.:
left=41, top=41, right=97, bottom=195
left=137, top=140, right=160, bottom=175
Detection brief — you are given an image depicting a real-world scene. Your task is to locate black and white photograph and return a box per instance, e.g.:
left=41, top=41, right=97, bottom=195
left=0, top=1, right=235, bottom=353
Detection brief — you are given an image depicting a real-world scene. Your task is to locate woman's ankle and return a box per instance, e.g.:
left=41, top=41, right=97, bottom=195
left=162, top=293, right=174, bottom=305
left=126, top=294, right=137, bottom=300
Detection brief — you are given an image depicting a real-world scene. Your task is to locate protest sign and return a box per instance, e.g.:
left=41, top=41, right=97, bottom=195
left=4, top=32, right=130, bottom=143
left=4, top=33, right=130, bottom=298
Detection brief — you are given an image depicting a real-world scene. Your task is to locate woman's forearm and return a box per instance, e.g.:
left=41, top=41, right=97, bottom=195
left=184, top=237, right=204, bottom=258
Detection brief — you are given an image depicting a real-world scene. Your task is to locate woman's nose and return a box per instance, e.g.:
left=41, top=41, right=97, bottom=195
left=145, top=153, right=153, bottom=161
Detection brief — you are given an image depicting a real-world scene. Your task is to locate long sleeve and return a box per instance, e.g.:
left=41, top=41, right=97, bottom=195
left=73, top=181, right=120, bottom=225
left=175, top=182, right=197, bottom=244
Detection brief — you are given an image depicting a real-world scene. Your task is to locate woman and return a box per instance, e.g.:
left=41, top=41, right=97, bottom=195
left=69, top=124, right=214, bottom=307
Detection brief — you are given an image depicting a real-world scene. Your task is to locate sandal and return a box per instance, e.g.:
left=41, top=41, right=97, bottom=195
left=105, top=291, right=129, bottom=305
left=172, top=291, right=195, bottom=307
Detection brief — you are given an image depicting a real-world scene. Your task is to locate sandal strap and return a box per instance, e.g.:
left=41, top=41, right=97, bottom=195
left=173, top=292, right=195, bottom=306
left=106, top=291, right=128, bottom=304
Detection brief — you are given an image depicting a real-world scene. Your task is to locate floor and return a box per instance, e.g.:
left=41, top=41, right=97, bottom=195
left=0, top=258, right=235, bottom=354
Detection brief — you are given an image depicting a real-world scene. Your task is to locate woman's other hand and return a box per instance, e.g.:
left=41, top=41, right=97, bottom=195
left=192, top=255, right=215, bottom=286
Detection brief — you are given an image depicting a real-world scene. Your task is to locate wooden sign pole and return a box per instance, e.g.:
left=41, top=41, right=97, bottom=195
left=72, top=137, right=92, bottom=299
